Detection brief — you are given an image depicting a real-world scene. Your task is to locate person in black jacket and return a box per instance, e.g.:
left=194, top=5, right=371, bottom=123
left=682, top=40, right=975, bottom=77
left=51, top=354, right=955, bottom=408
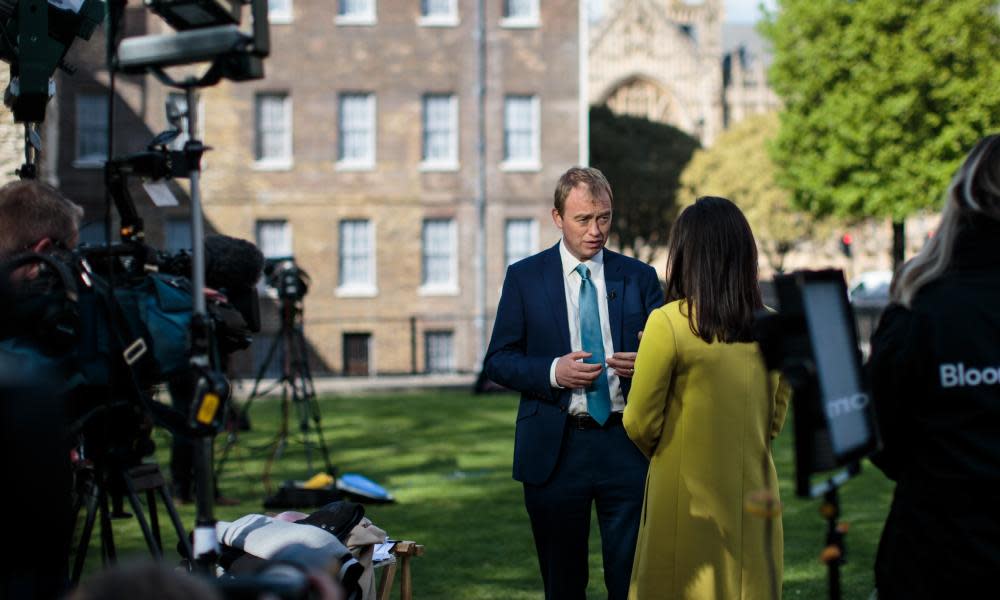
left=868, top=134, right=1000, bottom=600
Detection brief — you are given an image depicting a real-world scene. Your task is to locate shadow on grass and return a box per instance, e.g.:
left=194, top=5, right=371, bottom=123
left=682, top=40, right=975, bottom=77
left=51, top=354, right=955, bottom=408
left=76, top=390, right=894, bottom=600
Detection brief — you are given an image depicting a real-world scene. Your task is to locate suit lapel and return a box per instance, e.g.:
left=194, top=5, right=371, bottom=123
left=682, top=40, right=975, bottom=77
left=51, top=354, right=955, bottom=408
left=604, top=250, right=625, bottom=352
left=542, top=243, right=572, bottom=352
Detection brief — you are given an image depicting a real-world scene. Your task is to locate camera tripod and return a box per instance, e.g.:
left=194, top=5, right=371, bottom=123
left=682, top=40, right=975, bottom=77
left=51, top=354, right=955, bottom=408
left=70, top=455, right=192, bottom=583
left=217, top=296, right=334, bottom=492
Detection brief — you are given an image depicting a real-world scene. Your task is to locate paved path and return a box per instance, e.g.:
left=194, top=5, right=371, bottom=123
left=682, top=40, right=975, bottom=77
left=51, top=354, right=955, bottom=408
left=229, top=373, right=479, bottom=399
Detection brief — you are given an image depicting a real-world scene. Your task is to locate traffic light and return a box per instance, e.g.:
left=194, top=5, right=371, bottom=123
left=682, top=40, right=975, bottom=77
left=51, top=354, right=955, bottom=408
left=840, top=233, right=853, bottom=258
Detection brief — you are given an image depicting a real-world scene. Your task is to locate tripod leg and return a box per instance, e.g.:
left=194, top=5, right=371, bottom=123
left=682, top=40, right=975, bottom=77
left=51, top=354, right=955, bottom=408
left=123, top=472, right=163, bottom=559
left=158, top=487, right=193, bottom=562
left=290, top=375, right=315, bottom=475
left=262, top=381, right=291, bottom=495
left=248, top=327, right=283, bottom=400
left=293, top=324, right=335, bottom=476
left=71, top=479, right=100, bottom=584
left=99, top=483, right=117, bottom=566
left=147, top=488, right=163, bottom=552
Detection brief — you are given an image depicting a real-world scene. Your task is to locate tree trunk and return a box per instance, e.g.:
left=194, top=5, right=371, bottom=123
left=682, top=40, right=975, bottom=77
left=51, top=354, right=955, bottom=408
left=892, top=220, right=906, bottom=271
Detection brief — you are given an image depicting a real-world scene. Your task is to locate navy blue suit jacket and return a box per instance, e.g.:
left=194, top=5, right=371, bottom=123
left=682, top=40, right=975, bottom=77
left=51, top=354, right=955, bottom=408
left=484, top=243, right=664, bottom=485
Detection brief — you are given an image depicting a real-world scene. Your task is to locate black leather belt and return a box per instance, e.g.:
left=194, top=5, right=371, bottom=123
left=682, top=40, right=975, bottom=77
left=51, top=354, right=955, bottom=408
left=568, top=412, right=623, bottom=430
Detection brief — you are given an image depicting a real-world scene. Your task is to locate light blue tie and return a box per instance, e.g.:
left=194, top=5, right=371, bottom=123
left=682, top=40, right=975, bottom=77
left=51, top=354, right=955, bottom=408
left=575, top=264, right=611, bottom=425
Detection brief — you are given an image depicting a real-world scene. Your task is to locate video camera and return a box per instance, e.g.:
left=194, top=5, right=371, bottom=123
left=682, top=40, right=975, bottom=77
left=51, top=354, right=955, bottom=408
left=0, top=233, right=262, bottom=450
left=755, top=269, right=881, bottom=498
left=264, top=256, right=310, bottom=301
left=753, top=269, right=882, bottom=600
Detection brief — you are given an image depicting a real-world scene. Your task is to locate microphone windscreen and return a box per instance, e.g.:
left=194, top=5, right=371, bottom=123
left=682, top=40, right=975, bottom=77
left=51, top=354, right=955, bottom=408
left=204, top=234, right=264, bottom=292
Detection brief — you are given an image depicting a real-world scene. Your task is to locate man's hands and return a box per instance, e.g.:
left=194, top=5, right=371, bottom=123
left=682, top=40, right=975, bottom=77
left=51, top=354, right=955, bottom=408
left=606, top=352, right=637, bottom=378
left=555, top=351, right=603, bottom=389
left=608, top=329, right=644, bottom=378
left=555, top=331, right=645, bottom=388
left=605, top=329, right=643, bottom=379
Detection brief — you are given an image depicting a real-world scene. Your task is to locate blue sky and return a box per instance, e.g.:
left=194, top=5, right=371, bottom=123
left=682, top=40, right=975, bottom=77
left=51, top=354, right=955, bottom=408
left=725, top=0, right=778, bottom=23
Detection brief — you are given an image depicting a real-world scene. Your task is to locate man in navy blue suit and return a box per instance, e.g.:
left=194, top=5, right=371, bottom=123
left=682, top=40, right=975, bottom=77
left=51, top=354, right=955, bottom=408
left=484, top=167, right=663, bottom=600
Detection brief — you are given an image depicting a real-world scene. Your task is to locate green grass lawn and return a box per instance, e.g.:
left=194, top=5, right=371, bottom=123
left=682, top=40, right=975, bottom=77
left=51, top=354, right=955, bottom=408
left=77, top=389, right=894, bottom=598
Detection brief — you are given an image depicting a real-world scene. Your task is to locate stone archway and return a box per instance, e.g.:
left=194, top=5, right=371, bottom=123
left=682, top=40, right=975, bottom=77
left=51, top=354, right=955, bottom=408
left=601, top=76, right=691, bottom=132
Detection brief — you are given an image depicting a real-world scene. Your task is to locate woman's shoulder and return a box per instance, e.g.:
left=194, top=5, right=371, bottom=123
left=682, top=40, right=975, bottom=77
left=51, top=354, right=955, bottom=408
left=647, top=300, right=691, bottom=337
left=656, top=299, right=688, bottom=318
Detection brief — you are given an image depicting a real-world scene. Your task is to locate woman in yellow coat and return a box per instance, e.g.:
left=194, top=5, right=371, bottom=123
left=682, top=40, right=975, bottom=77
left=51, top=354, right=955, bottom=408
left=623, top=196, right=789, bottom=599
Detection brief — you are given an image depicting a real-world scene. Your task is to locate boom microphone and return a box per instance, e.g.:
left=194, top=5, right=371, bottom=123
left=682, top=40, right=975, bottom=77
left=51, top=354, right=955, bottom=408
left=203, top=234, right=265, bottom=293
left=160, top=234, right=264, bottom=332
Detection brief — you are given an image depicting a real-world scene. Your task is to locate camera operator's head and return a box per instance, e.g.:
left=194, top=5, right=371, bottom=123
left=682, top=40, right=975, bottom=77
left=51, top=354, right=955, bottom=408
left=892, top=134, right=1000, bottom=307
left=0, top=180, right=83, bottom=263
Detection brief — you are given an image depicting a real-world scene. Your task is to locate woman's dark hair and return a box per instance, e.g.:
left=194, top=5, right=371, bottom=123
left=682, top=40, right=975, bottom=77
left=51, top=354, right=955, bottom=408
left=665, top=196, right=763, bottom=343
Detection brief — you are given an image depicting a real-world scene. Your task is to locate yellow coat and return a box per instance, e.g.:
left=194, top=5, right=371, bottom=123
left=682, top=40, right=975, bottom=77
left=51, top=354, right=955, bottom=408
left=623, top=301, right=789, bottom=600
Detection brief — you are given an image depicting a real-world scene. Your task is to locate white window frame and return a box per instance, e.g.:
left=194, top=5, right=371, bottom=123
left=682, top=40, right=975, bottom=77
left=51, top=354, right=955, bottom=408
left=336, top=0, right=376, bottom=25
left=419, top=218, right=459, bottom=296
left=337, top=93, right=376, bottom=170
left=504, top=218, right=538, bottom=267
left=420, top=94, right=459, bottom=171
left=74, top=94, right=108, bottom=169
left=424, top=330, right=456, bottom=373
left=254, top=92, right=294, bottom=170
left=337, top=219, right=378, bottom=297
left=501, top=0, right=539, bottom=28
left=418, top=0, right=458, bottom=26
left=255, top=219, right=293, bottom=259
left=255, top=219, right=293, bottom=297
left=268, top=0, right=293, bottom=24
left=501, top=95, right=541, bottom=171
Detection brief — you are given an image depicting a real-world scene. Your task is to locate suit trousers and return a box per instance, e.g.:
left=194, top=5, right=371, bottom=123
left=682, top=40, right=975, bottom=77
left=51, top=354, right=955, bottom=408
left=523, top=418, right=648, bottom=600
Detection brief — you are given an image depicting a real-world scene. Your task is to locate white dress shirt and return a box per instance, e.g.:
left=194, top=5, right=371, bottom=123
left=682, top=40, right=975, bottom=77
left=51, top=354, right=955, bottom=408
left=548, top=240, right=625, bottom=415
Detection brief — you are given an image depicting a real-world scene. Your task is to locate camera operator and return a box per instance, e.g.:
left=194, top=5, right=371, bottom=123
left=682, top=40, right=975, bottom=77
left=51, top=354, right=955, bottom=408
left=0, top=180, right=82, bottom=598
left=868, top=134, right=1000, bottom=600
left=0, top=179, right=82, bottom=271
left=0, top=180, right=85, bottom=359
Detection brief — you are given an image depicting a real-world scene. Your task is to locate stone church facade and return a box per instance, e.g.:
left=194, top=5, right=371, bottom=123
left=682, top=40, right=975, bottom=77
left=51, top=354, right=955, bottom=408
left=589, top=0, right=778, bottom=146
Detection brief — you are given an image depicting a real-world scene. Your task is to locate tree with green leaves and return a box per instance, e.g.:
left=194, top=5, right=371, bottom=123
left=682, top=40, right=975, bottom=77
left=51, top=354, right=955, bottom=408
left=761, top=0, right=1000, bottom=267
left=678, top=113, right=829, bottom=273
left=589, top=105, right=701, bottom=264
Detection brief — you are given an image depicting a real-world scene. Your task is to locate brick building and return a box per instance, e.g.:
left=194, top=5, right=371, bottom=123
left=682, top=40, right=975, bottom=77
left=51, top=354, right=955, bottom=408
left=49, top=0, right=584, bottom=376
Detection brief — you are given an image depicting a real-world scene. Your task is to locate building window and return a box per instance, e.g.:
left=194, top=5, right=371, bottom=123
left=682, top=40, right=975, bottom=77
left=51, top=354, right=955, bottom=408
left=339, top=219, right=376, bottom=295
left=165, top=218, right=193, bottom=252
left=256, top=219, right=293, bottom=258
left=425, top=331, right=455, bottom=373
left=502, top=0, right=538, bottom=26
left=505, top=218, right=537, bottom=266
left=502, top=95, right=540, bottom=169
left=419, top=0, right=457, bottom=25
left=75, top=94, right=108, bottom=167
left=421, top=94, right=458, bottom=169
left=421, top=218, right=457, bottom=294
left=343, top=332, right=372, bottom=376
left=338, top=93, right=375, bottom=169
left=255, top=93, right=293, bottom=167
left=269, top=0, right=293, bottom=23
left=337, top=0, right=375, bottom=24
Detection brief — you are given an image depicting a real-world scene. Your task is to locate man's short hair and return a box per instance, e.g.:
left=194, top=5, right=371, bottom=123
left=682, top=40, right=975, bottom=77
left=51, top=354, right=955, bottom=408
left=0, top=180, right=83, bottom=260
left=553, top=167, right=614, bottom=215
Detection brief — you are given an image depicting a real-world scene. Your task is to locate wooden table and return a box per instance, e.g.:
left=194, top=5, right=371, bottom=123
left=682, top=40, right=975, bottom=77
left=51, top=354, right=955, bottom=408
left=376, top=541, right=425, bottom=600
